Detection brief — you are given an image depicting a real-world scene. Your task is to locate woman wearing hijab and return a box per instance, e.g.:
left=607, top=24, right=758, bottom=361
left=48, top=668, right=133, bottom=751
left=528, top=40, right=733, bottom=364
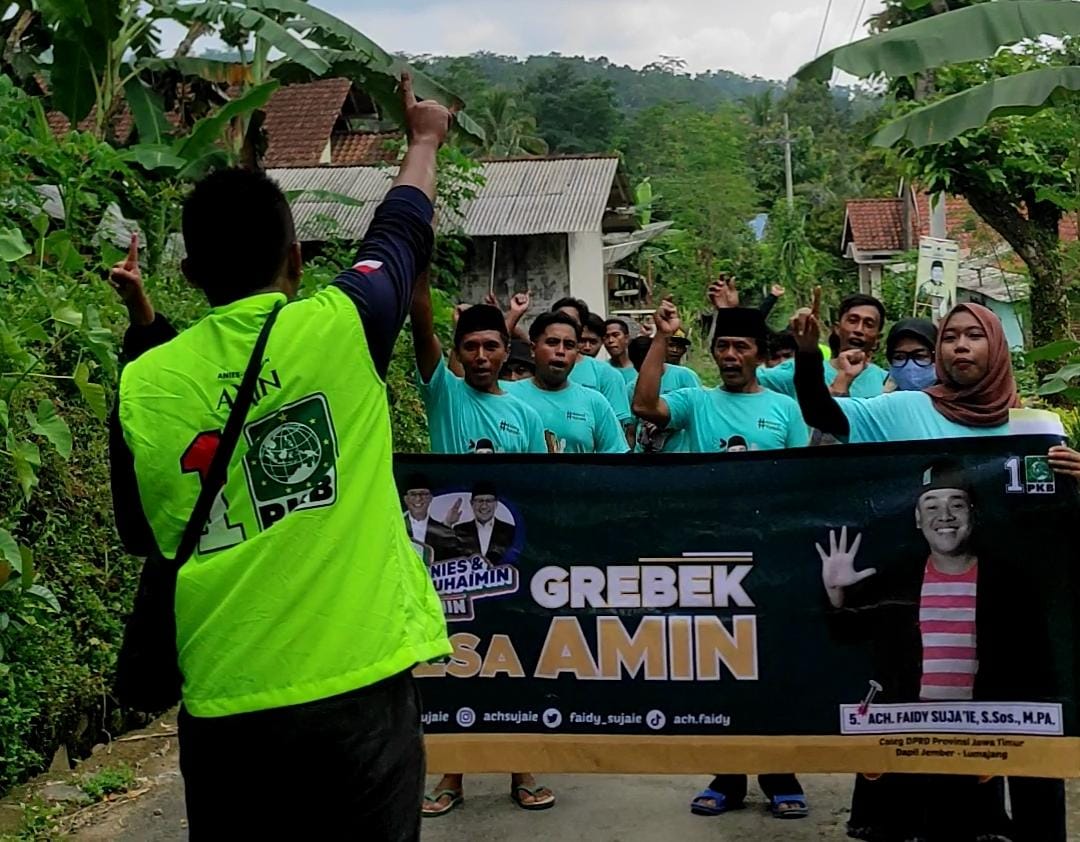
left=790, top=300, right=1078, bottom=841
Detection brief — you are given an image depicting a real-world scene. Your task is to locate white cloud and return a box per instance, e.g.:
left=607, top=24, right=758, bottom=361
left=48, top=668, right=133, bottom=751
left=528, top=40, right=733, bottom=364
left=327, top=0, right=885, bottom=80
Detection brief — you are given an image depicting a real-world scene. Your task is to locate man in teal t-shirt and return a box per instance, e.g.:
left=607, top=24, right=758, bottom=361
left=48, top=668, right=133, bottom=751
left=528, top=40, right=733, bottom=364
left=757, top=293, right=889, bottom=399
left=603, top=317, right=637, bottom=385
left=551, top=298, right=634, bottom=444
left=632, top=303, right=807, bottom=454
left=412, top=279, right=546, bottom=454
left=506, top=313, right=627, bottom=454
left=625, top=335, right=702, bottom=452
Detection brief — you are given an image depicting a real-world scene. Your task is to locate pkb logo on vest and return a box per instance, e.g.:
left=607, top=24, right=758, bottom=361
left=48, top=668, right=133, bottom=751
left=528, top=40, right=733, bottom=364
left=242, top=393, right=339, bottom=529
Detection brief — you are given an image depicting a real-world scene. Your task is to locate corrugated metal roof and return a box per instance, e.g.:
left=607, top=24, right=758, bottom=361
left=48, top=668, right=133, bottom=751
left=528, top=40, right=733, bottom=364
left=268, top=155, right=621, bottom=241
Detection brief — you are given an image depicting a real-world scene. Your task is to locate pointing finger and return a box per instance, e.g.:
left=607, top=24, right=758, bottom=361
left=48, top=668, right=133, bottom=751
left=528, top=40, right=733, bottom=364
left=400, top=71, right=417, bottom=109
left=124, top=232, right=139, bottom=269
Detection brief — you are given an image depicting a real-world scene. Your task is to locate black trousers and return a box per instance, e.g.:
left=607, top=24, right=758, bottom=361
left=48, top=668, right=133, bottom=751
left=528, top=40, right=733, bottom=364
left=707, top=773, right=804, bottom=803
left=178, top=670, right=424, bottom=841
left=847, top=773, right=1051, bottom=842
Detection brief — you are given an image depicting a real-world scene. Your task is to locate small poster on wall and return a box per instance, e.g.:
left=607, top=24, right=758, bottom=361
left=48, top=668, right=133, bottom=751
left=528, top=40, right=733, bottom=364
left=914, top=236, right=960, bottom=322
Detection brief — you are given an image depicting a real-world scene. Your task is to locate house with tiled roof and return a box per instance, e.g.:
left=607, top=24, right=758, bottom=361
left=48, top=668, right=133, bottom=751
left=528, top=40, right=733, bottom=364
left=260, top=77, right=401, bottom=168
left=843, top=189, right=1079, bottom=348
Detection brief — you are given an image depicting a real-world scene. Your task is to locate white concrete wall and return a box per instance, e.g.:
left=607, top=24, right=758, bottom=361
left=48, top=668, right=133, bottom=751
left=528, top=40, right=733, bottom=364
left=567, top=231, right=607, bottom=318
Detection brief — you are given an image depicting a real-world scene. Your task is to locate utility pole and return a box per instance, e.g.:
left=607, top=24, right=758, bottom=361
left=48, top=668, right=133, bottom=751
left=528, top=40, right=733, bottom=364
left=783, top=113, right=794, bottom=210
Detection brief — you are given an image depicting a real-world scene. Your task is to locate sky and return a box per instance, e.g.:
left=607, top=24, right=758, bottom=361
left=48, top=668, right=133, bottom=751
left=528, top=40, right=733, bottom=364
left=321, top=0, right=887, bottom=81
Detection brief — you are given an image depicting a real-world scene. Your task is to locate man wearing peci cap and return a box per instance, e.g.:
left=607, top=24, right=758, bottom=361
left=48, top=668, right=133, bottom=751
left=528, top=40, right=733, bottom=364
left=884, top=318, right=938, bottom=393
left=633, top=303, right=808, bottom=454
left=634, top=302, right=809, bottom=817
left=411, top=277, right=546, bottom=454
left=400, top=474, right=463, bottom=562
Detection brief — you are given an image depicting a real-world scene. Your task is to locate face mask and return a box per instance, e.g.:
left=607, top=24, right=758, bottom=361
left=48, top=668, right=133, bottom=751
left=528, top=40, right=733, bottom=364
left=889, top=359, right=937, bottom=391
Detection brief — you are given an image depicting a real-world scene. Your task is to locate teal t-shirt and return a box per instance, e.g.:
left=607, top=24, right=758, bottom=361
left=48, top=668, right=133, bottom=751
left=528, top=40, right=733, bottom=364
left=506, top=379, right=628, bottom=454
left=758, top=357, right=888, bottom=399
left=663, top=387, right=809, bottom=453
left=623, top=363, right=702, bottom=397
left=839, top=390, right=1008, bottom=443
left=570, top=355, right=633, bottom=425
left=418, top=359, right=547, bottom=454
left=613, top=364, right=637, bottom=385
left=626, top=365, right=703, bottom=453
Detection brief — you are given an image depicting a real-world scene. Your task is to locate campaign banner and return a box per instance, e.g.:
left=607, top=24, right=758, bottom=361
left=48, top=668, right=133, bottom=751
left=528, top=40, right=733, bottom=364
left=396, top=436, right=1080, bottom=777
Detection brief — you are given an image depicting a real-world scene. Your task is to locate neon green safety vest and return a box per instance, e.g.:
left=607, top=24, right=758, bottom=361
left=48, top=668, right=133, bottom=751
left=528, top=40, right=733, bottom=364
left=119, top=289, right=450, bottom=717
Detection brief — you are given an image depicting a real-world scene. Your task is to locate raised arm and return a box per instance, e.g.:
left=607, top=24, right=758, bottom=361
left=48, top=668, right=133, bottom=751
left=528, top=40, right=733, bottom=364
left=391, top=71, right=452, bottom=202
left=792, top=287, right=850, bottom=437
left=410, top=270, right=443, bottom=383
left=631, top=301, right=678, bottom=427
left=331, top=72, right=450, bottom=378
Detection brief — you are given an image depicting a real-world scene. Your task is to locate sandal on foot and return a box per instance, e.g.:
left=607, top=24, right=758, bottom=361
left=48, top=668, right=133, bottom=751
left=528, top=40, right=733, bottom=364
left=770, top=793, right=809, bottom=819
left=510, top=784, right=555, bottom=811
left=690, top=788, right=744, bottom=816
left=422, top=789, right=463, bottom=818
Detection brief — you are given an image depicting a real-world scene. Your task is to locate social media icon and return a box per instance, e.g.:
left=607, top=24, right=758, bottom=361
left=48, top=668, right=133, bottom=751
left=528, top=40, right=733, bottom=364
left=646, top=709, right=666, bottom=731
left=542, top=708, right=563, bottom=729
left=456, top=707, right=476, bottom=728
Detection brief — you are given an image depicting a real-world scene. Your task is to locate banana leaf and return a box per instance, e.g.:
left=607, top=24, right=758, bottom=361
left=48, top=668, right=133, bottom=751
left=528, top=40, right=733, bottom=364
left=872, top=65, right=1080, bottom=147
left=175, top=79, right=279, bottom=162
left=797, top=1, right=1080, bottom=82
left=141, top=56, right=255, bottom=85
left=123, top=72, right=172, bottom=144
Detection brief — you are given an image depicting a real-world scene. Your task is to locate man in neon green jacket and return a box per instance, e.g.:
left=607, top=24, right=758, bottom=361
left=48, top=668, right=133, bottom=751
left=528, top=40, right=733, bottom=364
left=108, top=75, right=451, bottom=841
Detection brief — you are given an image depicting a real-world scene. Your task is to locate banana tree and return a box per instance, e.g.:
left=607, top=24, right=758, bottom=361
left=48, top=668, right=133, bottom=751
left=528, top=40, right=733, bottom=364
left=795, top=0, right=1080, bottom=354
left=798, top=0, right=1080, bottom=148
left=148, top=0, right=484, bottom=141
left=38, top=0, right=167, bottom=139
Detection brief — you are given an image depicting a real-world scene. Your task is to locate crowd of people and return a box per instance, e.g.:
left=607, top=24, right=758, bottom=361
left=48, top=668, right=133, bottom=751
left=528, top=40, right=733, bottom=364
left=105, top=77, right=1079, bottom=840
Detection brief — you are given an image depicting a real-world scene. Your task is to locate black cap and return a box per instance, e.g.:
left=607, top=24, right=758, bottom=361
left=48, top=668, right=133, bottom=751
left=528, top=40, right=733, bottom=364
left=454, top=304, right=508, bottom=347
left=399, top=472, right=432, bottom=494
left=887, top=318, right=938, bottom=359
left=507, top=339, right=535, bottom=369
left=919, top=458, right=971, bottom=495
left=712, top=307, right=768, bottom=353
left=472, top=480, right=498, bottom=497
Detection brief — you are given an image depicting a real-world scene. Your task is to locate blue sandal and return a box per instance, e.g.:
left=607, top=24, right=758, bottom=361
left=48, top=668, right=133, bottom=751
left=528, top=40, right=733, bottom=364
left=770, top=793, right=809, bottom=819
left=690, top=788, right=744, bottom=816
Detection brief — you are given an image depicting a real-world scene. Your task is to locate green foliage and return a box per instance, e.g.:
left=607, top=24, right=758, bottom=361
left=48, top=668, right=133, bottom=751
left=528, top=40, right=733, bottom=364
left=80, top=762, right=134, bottom=801
left=0, top=800, right=64, bottom=841
left=799, top=0, right=1080, bottom=82
left=622, top=101, right=758, bottom=308
left=521, top=64, right=621, bottom=153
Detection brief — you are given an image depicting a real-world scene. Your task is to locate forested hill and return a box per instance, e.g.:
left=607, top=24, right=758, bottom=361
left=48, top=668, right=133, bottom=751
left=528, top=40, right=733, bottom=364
left=409, top=51, right=782, bottom=113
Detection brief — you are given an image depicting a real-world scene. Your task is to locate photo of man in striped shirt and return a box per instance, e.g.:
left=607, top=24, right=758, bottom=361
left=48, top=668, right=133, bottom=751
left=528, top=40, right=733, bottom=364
left=914, top=469, right=978, bottom=702
left=818, top=459, right=1058, bottom=841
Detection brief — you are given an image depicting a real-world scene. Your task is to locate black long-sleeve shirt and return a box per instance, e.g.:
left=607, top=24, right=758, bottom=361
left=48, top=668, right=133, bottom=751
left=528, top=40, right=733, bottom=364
left=109, top=185, right=434, bottom=556
left=793, top=350, right=850, bottom=438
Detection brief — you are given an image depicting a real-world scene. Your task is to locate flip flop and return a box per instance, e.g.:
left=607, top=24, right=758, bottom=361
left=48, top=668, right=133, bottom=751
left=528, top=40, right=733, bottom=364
left=770, top=793, right=809, bottom=819
left=510, top=783, right=556, bottom=811
left=422, top=789, right=464, bottom=818
left=690, top=788, right=745, bottom=816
